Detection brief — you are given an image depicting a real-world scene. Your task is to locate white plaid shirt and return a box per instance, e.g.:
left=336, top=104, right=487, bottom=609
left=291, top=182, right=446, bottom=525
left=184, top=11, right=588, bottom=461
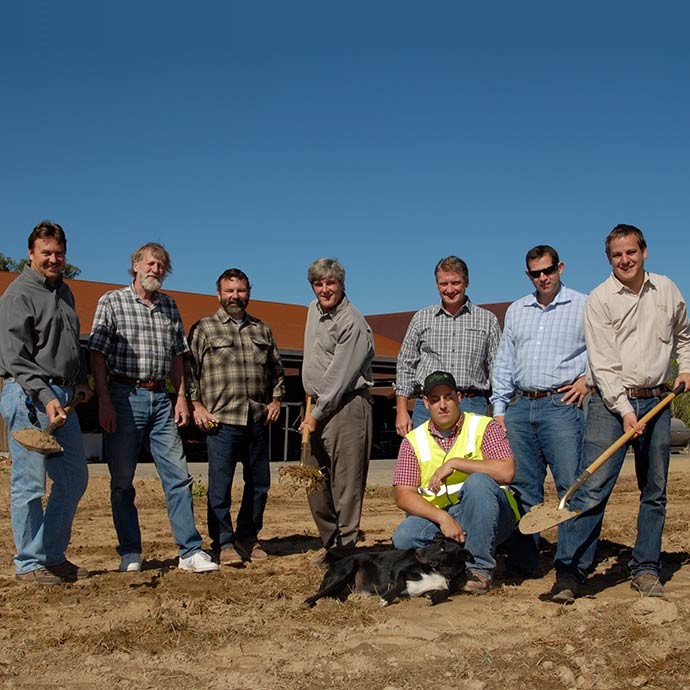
left=88, top=283, right=189, bottom=380
left=395, top=299, right=501, bottom=397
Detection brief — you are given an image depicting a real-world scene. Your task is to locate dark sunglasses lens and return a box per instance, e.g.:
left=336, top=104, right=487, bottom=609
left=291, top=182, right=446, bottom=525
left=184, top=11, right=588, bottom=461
left=529, top=264, right=558, bottom=279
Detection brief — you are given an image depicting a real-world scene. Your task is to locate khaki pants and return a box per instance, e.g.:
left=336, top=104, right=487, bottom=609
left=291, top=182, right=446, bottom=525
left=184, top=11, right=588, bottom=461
left=305, top=392, right=373, bottom=549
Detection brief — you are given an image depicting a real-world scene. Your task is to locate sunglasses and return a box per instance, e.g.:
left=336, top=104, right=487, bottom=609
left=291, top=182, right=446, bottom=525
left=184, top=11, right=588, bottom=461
left=528, top=263, right=559, bottom=279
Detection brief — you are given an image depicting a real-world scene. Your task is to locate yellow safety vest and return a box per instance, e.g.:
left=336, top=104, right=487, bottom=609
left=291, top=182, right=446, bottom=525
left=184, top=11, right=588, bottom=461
left=406, top=413, right=520, bottom=520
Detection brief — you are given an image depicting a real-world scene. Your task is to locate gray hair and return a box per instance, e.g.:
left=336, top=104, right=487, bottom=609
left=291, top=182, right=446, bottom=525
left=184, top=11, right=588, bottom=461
left=307, top=257, right=345, bottom=285
left=129, top=242, right=172, bottom=278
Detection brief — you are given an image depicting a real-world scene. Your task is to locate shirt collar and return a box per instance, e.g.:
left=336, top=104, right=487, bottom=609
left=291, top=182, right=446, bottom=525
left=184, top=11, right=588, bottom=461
left=526, top=283, right=570, bottom=308
left=317, top=294, right=349, bottom=317
left=22, top=264, right=63, bottom=290
left=215, top=305, right=250, bottom=326
left=434, top=297, right=472, bottom=317
left=128, top=281, right=160, bottom=306
left=606, top=271, right=653, bottom=294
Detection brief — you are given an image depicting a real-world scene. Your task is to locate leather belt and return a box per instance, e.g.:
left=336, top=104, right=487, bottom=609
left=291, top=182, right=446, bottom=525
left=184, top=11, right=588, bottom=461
left=516, top=387, right=562, bottom=399
left=625, top=385, right=668, bottom=399
left=110, top=374, right=167, bottom=391
left=48, top=376, right=77, bottom=387
left=589, top=385, right=668, bottom=399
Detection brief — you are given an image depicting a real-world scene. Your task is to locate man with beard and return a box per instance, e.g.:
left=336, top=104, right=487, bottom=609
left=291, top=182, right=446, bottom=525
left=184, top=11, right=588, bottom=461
left=89, top=243, right=218, bottom=573
left=186, top=269, right=285, bottom=566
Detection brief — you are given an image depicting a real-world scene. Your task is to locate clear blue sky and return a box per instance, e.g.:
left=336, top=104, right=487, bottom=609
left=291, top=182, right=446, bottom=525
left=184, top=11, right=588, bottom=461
left=2, top=1, right=688, bottom=314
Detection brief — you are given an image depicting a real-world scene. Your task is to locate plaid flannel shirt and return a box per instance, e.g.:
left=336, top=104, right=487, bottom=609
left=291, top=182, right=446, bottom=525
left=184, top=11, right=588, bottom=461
left=88, top=283, right=188, bottom=380
left=186, top=308, right=285, bottom=425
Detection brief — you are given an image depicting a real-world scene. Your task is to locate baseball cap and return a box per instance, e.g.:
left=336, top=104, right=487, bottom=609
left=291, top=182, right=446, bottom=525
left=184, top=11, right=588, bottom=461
left=422, top=371, right=458, bottom=395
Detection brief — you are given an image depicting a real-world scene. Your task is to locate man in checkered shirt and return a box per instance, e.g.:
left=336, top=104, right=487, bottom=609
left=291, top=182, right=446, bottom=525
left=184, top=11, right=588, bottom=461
left=186, top=268, right=285, bottom=567
left=395, top=256, right=501, bottom=437
left=89, top=242, right=218, bottom=574
left=393, top=371, right=518, bottom=595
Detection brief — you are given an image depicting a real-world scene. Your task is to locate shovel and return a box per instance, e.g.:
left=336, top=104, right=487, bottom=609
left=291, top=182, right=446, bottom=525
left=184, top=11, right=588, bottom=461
left=12, top=391, right=86, bottom=455
left=519, top=382, right=685, bottom=534
left=278, top=395, right=325, bottom=492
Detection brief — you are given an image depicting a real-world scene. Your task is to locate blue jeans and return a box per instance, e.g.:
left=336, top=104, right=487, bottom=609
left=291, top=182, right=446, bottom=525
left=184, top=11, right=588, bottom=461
left=556, top=392, right=671, bottom=580
left=105, top=382, right=202, bottom=558
left=504, top=392, right=583, bottom=571
left=206, top=417, right=270, bottom=551
left=392, top=473, right=516, bottom=578
left=1, top=380, right=88, bottom=574
left=412, top=395, right=488, bottom=427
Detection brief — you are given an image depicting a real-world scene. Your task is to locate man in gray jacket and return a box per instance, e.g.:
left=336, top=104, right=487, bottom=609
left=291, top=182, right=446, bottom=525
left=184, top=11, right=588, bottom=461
left=299, top=258, right=375, bottom=556
left=0, top=220, right=92, bottom=584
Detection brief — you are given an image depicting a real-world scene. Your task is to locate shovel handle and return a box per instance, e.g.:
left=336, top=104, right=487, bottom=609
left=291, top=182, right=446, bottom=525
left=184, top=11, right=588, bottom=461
left=45, top=391, right=86, bottom=435
left=559, top=382, right=684, bottom=509
left=301, top=395, right=313, bottom=445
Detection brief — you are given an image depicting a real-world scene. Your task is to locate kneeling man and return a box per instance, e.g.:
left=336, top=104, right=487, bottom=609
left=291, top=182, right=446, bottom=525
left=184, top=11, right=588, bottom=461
left=392, top=371, right=519, bottom=594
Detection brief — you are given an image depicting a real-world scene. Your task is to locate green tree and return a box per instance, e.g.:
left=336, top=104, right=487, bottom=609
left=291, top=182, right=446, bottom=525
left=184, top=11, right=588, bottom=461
left=669, top=359, right=690, bottom=426
left=0, top=254, right=81, bottom=278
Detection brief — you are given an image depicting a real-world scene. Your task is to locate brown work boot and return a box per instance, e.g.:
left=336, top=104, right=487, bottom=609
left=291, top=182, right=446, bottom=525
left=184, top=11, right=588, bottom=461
left=46, top=560, right=90, bottom=582
left=462, top=571, right=492, bottom=595
left=631, top=572, right=665, bottom=597
left=15, top=567, right=64, bottom=585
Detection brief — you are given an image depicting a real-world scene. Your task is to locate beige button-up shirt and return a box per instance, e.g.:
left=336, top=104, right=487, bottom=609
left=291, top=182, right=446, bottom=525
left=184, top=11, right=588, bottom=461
left=584, top=271, right=690, bottom=417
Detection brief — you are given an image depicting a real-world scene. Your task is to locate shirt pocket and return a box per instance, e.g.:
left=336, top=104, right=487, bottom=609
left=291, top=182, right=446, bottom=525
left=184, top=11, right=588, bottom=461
left=655, top=305, right=673, bottom=344
left=250, top=336, right=270, bottom=366
left=209, top=336, right=235, bottom=363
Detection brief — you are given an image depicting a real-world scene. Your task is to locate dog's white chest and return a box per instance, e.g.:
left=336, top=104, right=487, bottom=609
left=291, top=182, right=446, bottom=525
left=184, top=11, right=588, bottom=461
left=404, top=572, right=448, bottom=597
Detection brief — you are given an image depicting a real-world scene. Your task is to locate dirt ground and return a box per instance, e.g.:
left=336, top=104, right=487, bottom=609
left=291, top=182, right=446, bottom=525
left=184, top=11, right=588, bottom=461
left=2, top=457, right=690, bottom=690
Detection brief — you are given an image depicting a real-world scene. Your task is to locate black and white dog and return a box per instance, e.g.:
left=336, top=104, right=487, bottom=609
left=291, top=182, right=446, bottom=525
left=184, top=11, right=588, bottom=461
left=304, top=534, right=473, bottom=608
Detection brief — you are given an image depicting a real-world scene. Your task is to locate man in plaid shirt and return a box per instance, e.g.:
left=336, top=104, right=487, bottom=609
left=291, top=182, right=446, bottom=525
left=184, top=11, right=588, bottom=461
left=393, top=371, right=517, bottom=594
left=89, top=242, right=218, bottom=574
left=186, top=268, right=285, bottom=566
left=395, top=256, right=501, bottom=437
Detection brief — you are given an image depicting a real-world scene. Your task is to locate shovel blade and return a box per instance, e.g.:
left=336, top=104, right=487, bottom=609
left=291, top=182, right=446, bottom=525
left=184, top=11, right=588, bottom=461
left=519, top=503, right=580, bottom=534
left=12, top=428, right=63, bottom=455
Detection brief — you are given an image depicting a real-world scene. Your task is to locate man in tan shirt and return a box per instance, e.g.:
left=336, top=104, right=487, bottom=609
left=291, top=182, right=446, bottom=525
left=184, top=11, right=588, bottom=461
left=551, top=224, right=690, bottom=604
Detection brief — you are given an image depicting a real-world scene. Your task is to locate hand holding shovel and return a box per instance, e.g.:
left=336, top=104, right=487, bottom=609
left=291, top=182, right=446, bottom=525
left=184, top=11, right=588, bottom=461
left=12, top=392, right=86, bottom=455
left=519, top=383, right=685, bottom=534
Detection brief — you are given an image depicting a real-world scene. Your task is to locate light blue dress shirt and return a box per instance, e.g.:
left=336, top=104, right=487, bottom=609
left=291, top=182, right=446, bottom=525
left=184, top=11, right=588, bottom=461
left=490, top=284, right=587, bottom=416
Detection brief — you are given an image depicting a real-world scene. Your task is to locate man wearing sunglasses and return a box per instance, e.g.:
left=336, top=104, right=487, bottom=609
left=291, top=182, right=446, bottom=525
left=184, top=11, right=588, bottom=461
left=490, top=245, right=587, bottom=576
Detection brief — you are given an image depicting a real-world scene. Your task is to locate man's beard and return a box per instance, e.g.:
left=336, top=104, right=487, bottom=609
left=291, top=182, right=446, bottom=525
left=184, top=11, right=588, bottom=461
left=139, top=275, right=163, bottom=292
left=221, top=297, right=248, bottom=317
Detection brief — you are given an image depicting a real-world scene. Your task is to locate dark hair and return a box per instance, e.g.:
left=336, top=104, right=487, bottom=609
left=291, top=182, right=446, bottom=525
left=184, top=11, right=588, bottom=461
left=525, top=245, right=559, bottom=267
left=605, top=224, right=647, bottom=258
left=216, top=268, right=251, bottom=293
left=434, top=256, right=469, bottom=282
left=129, top=242, right=172, bottom=278
left=28, top=220, right=67, bottom=251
